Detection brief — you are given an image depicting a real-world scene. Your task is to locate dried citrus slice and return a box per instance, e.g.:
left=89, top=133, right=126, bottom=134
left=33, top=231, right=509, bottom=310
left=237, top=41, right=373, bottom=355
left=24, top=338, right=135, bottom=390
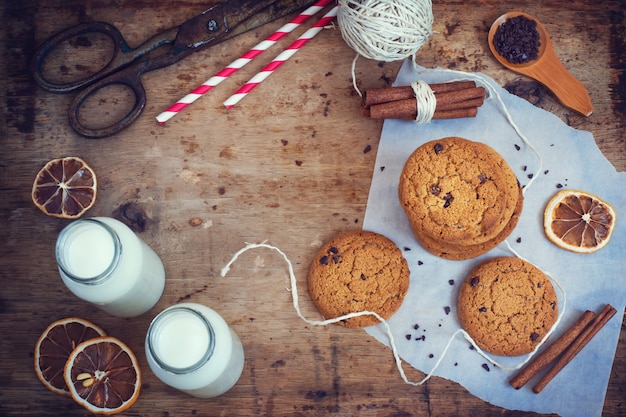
left=32, top=156, right=97, bottom=219
left=544, top=190, right=616, bottom=253
left=64, top=336, right=141, bottom=415
left=34, top=317, right=107, bottom=396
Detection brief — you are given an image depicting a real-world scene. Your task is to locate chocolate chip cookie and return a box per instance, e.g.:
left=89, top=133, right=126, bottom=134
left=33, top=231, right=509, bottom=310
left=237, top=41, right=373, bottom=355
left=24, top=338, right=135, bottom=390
left=308, top=230, right=410, bottom=328
left=457, top=256, right=558, bottom=356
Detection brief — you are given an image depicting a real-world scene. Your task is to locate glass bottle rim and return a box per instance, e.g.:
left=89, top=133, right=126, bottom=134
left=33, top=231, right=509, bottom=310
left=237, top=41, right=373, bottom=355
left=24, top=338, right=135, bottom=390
left=55, top=218, right=122, bottom=285
left=146, top=306, right=216, bottom=374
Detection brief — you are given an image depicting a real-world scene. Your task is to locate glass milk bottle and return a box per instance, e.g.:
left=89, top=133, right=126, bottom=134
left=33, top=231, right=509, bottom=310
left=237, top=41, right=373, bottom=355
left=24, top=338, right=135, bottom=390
left=55, top=217, right=165, bottom=317
left=145, top=303, right=245, bottom=398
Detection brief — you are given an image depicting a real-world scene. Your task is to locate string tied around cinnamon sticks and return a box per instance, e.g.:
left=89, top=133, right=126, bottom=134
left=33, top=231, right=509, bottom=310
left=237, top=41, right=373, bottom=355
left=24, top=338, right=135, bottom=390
left=363, top=80, right=487, bottom=122
left=411, top=80, right=436, bottom=123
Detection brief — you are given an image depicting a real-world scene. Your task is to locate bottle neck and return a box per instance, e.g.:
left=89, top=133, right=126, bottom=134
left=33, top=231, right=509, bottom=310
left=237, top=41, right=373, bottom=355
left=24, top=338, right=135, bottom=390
left=147, top=306, right=216, bottom=374
left=55, top=218, right=122, bottom=285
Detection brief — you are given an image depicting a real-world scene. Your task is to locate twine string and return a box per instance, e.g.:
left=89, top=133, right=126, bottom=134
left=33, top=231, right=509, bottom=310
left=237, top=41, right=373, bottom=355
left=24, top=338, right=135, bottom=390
left=221, top=240, right=567, bottom=386
left=338, top=0, right=434, bottom=96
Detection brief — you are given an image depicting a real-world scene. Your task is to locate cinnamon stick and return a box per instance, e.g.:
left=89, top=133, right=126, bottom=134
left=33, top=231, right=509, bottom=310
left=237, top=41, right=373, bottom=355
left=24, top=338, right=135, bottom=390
left=532, top=304, right=617, bottom=393
left=368, top=87, right=485, bottom=120
left=432, top=107, right=478, bottom=120
left=363, top=81, right=477, bottom=107
left=509, top=310, right=596, bottom=389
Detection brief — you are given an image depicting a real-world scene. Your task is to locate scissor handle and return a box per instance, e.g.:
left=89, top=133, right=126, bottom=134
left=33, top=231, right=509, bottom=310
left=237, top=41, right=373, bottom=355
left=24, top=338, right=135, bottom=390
left=32, top=22, right=138, bottom=93
left=68, top=65, right=147, bottom=138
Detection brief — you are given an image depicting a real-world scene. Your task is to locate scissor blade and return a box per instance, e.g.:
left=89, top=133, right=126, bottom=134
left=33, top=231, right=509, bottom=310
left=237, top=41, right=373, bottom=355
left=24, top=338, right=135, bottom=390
left=173, top=0, right=319, bottom=52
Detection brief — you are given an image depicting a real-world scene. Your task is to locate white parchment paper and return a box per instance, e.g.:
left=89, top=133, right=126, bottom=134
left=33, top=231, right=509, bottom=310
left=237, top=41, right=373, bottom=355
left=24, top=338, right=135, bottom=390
left=362, top=61, right=626, bottom=417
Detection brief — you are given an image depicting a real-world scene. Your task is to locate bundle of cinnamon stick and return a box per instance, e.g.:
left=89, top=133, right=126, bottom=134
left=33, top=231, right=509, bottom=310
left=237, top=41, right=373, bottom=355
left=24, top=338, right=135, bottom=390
left=363, top=80, right=486, bottom=120
left=510, top=303, right=617, bottom=393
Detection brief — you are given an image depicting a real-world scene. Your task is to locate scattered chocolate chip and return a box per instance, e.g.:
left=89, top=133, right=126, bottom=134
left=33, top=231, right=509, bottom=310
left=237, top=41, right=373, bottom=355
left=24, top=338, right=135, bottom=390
left=479, top=306, right=487, bottom=313
left=429, top=354, right=434, bottom=358
left=404, top=247, right=411, bottom=251
left=443, top=192, right=454, bottom=208
left=380, top=166, right=385, bottom=172
left=544, top=170, right=549, bottom=175
left=470, top=277, right=479, bottom=286
left=413, top=324, right=420, bottom=330
left=482, top=363, right=490, bottom=372
left=530, top=332, right=540, bottom=342
left=406, top=334, right=412, bottom=340
left=516, top=237, right=522, bottom=243
left=430, top=184, right=442, bottom=195
left=448, top=279, right=455, bottom=285
left=522, top=165, right=527, bottom=171
left=527, top=173, right=534, bottom=179
left=444, top=306, right=451, bottom=315
left=454, top=362, right=458, bottom=366
left=514, top=144, right=521, bottom=151
left=320, top=256, right=329, bottom=265
left=434, top=143, right=444, bottom=154
left=469, top=345, right=475, bottom=350
left=556, top=183, right=563, bottom=188
left=417, top=260, right=423, bottom=266
left=363, top=144, right=372, bottom=154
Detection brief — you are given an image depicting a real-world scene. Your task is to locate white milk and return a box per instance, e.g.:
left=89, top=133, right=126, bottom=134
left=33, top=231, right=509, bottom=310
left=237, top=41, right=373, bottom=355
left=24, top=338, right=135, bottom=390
left=56, top=217, right=165, bottom=317
left=145, top=303, right=245, bottom=398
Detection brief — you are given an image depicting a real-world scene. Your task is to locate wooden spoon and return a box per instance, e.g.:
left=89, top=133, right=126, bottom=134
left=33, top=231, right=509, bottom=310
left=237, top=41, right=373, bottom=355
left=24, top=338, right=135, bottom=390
left=488, top=11, right=593, bottom=116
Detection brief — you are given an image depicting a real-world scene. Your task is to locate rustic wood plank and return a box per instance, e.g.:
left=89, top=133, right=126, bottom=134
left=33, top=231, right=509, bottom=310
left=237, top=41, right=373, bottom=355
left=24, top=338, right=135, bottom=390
left=1, top=1, right=623, bottom=416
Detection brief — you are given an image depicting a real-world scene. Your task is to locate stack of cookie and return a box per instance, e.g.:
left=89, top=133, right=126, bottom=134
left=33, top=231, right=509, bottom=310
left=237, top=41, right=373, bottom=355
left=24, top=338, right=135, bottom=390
left=398, top=137, right=523, bottom=260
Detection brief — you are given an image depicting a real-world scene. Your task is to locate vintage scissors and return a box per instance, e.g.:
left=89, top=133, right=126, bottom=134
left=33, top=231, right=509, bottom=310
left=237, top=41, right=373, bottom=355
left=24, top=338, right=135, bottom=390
left=32, top=0, right=316, bottom=138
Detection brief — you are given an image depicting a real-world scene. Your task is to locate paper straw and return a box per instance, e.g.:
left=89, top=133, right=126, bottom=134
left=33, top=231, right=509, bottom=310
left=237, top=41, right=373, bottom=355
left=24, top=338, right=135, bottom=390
left=156, top=0, right=334, bottom=124
left=223, top=5, right=338, bottom=109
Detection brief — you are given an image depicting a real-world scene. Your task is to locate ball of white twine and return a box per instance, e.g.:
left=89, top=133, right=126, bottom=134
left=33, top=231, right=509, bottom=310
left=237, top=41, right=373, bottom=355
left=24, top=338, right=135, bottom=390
left=337, top=0, right=434, bottom=62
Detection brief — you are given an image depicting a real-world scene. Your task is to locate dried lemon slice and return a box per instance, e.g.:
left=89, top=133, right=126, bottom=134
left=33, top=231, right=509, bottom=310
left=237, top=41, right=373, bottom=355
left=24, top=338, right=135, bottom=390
left=544, top=190, right=616, bottom=253
left=64, top=336, right=141, bottom=415
left=34, top=318, right=107, bottom=396
left=32, top=156, right=97, bottom=219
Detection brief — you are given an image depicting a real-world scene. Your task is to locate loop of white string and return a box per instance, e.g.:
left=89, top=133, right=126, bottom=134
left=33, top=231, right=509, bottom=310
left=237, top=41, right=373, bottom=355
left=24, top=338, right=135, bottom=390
left=221, top=239, right=567, bottom=386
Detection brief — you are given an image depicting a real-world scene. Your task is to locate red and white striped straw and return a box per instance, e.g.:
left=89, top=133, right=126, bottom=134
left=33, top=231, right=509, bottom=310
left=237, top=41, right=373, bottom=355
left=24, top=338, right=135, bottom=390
left=223, top=5, right=338, bottom=109
left=156, top=0, right=334, bottom=124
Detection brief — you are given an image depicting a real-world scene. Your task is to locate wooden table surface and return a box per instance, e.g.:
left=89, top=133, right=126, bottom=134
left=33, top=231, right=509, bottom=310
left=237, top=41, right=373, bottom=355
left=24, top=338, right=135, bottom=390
left=1, top=0, right=624, bottom=416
